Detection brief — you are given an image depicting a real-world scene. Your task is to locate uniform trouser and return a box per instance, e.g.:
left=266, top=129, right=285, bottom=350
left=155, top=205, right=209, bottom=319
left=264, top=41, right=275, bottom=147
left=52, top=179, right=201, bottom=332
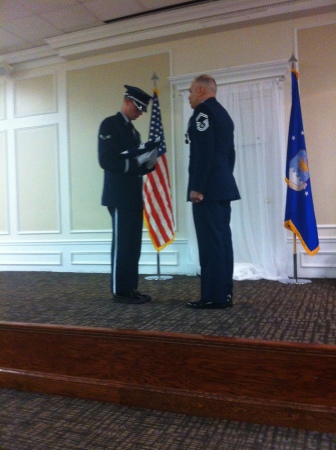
left=108, top=207, right=143, bottom=294
left=192, top=200, right=233, bottom=303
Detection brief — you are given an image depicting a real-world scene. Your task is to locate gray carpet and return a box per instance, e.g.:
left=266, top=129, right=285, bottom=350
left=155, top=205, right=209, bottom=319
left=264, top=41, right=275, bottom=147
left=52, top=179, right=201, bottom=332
left=1, top=388, right=335, bottom=450
left=1, top=272, right=336, bottom=449
left=0, top=272, right=336, bottom=343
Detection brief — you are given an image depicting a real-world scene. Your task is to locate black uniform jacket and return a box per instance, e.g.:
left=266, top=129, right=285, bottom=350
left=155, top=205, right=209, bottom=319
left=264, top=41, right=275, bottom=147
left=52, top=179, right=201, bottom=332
left=187, top=97, right=241, bottom=202
left=98, top=112, right=153, bottom=210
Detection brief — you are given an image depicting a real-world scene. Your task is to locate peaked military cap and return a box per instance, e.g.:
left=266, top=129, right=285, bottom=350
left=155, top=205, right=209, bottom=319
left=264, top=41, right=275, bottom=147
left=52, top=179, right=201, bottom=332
left=124, top=85, right=152, bottom=112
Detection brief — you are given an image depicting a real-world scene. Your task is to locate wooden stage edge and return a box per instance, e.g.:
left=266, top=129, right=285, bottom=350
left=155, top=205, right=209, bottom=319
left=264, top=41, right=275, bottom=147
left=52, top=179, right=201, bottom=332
left=1, top=321, right=336, bottom=433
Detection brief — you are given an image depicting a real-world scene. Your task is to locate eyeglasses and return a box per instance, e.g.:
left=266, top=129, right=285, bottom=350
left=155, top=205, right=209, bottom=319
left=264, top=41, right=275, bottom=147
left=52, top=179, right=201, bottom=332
left=185, top=132, right=190, bottom=144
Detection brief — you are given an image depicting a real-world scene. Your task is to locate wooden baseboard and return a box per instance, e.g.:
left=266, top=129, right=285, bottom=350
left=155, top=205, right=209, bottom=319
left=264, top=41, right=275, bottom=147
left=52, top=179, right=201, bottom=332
left=1, top=322, right=336, bottom=432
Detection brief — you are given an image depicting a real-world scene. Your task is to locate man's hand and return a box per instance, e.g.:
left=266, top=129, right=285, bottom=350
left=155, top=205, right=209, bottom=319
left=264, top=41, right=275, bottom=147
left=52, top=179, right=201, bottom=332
left=189, top=191, right=204, bottom=203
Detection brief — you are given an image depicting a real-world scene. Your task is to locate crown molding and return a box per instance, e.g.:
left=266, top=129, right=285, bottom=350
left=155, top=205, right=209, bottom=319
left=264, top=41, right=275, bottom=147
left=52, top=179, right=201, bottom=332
left=0, top=46, right=66, bottom=72
left=0, top=63, right=13, bottom=77
left=170, top=60, right=290, bottom=90
left=1, top=0, right=335, bottom=71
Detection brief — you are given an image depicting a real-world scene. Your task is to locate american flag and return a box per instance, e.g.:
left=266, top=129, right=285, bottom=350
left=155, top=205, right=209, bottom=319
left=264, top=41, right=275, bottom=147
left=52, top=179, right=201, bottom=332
left=143, top=88, right=175, bottom=251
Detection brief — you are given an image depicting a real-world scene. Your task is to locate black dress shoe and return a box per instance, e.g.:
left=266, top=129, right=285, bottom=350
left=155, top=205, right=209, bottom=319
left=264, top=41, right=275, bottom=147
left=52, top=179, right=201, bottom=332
left=185, top=300, right=227, bottom=309
left=113, top=290, right=148, bottom=304
left=132, top=289, right=152, bottom=302
left=226, top=294, right=233, bottom=308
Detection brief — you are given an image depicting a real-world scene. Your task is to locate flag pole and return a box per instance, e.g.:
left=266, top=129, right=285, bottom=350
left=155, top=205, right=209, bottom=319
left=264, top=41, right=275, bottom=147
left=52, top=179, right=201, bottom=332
left=145, top=73, right=173, bottom=281
left=284, top=232, right=311, bottom=284
left=145, top=251, right=173, bottom=281
left=290, top=56, right=298, bottom=282
left=293, top=234, right=297, bottom=282
left=280, top=55, right=312, bottom=285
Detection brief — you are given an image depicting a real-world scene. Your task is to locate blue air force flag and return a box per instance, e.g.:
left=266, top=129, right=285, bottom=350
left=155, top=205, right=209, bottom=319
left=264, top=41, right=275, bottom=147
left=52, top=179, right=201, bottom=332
left=284, top=70, right=319, bottom=255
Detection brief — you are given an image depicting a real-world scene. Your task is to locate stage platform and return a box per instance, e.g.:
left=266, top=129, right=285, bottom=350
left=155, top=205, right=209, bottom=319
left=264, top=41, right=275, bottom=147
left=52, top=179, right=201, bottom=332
left=1, top=273, right=336, bottom=432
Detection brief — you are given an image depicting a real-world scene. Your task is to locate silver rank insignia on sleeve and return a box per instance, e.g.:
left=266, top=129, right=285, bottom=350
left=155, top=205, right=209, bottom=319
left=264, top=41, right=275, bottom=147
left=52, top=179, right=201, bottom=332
left=196, top=112, right=209, bottom=131
left=99, top=134, right=111, bottom=140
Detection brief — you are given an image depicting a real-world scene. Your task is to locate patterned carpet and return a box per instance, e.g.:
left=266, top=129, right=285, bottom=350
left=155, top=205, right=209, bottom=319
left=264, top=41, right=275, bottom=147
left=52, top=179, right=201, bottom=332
left=1, top=272, right=336, bottom=449
left=0, top=271, right=336, bottom=343
left=1, top=388, right=335, bottom=450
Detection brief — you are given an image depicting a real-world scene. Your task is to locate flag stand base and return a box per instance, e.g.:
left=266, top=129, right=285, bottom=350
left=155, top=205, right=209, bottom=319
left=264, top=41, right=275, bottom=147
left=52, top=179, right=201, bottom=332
left=279, top=278, right=312, bottom=285
left=279, top=235, right=312, bottom=284
left=145, top=275, right=173, bottom=281
left=144, top=252, right=173, bottom=281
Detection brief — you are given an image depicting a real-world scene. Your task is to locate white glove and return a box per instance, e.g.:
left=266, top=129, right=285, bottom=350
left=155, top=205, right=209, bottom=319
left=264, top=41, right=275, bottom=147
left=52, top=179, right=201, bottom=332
left=136, top=151, right=152, bottom=166
left=121, top=136, right=161, bottom=159
left=146, top=149, right=158, bottom=169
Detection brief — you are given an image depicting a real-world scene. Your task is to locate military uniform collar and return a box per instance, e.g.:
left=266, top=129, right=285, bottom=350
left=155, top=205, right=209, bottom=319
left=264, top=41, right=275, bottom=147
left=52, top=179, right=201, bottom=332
left=119, top=111, right=129, bottom=124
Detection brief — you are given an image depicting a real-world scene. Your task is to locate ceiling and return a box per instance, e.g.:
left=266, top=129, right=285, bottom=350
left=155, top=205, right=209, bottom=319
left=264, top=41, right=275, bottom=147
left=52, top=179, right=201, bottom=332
left=0, top=0, right=335, bottom=71
left=0, top=0, right=213, bottom=57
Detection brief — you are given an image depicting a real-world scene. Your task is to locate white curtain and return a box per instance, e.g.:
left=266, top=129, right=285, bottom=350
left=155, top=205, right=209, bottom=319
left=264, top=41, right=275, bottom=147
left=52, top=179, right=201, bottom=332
left=185, top=78, right=288, bottom=280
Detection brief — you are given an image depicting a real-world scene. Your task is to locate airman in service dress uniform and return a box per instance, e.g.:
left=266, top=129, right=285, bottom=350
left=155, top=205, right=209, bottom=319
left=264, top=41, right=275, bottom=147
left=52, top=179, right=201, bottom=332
left=98, top=85, right=158, bottom=304
left=185, top=75, right=241, bottom=309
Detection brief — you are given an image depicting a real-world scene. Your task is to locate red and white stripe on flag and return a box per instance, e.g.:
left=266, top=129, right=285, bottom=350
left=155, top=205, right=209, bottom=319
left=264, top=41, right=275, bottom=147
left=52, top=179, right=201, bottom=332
left=143, top=88, right=175, bottom=251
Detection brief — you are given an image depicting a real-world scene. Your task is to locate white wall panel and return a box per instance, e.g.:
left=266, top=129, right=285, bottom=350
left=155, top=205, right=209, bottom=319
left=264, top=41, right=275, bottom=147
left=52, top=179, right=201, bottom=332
left=16, top=125, right=60, bottom=233
left=286, top=225, right=336, bottom=278
left=71, top=251, right=110, bottom=266
left=0, top=131, right=8, bottom=233
left=0, top=80, right=5, bottom=120
left=301, top=251, right=336, bottom=269
left=0, top=251, right=62, bottom=266
left=0, top=239, right=195, bottom=274
left=14, top=74, right=56, bottom=118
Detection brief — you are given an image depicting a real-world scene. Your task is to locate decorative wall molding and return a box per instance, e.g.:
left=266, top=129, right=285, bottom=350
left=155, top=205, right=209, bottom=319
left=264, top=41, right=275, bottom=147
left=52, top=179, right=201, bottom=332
left=301, top=251, right=336, bottom=269
left=13, top=73, right=58, bottom=118
left=0, top=130, right=9, bottom=235
left=0, top=63, right=13, bottom=76
left=15, top=124, right=61, bottom=235
left=170, top=60, right=290, bottom=92
left=285, top=225, right=336, bottom=278
left=0, top=251, right=62, bottom=266
left=0, top=239, right=194, bottom=274
left=0, top=232, right=335, bottom=277
left=70, top=251, right=110, bottom=266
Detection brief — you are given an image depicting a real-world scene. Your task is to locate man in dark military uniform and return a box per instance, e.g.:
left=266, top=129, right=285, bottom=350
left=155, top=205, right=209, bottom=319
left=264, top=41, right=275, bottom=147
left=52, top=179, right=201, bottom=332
left=98, top=85, right=158, bottom=304
left=185, top=75, right=241, bottom=309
